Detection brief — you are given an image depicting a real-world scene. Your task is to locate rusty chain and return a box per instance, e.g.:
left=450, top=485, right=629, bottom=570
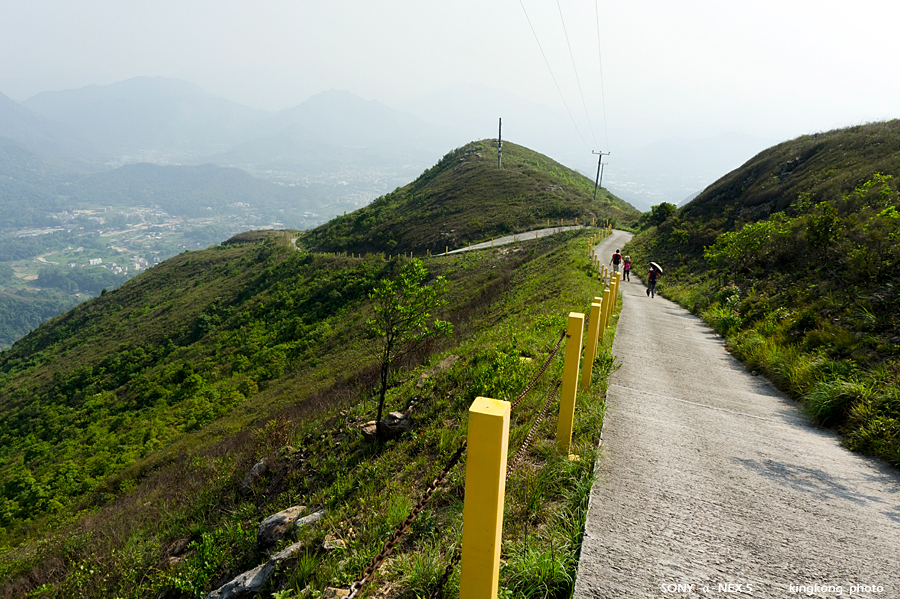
left=507, top=381, right=561, bottom=483
left=425, top=545, right=462, bottom=599
left=347, top=439, right=467, bottom=599
left=348, top=328, right=567, bottom=598
left=424, top=380, right=563, bottom=599
left=509, top=330, right=566, bottom=412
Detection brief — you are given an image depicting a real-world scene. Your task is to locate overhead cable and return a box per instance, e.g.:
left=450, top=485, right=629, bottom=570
left=557, top=0, right=598, bottom=148
left=518, top=0, right=590, bottom=150
left=595, top=0, right=610, bottom=151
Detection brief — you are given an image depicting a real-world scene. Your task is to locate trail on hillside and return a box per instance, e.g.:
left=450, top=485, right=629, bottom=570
left=443, top=225, right=583, bottom=254
left=574, top=231, right=900, bottom=598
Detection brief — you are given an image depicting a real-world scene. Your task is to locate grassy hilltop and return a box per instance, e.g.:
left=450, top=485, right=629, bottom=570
left=0, top=142, right=623, bottom=598
left=301, top=140, right=639, bottom=254
left=626, top=120, right=900, bottom=466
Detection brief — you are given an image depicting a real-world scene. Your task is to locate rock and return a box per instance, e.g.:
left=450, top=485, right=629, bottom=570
left=322, top=588, right=350, bottom=599
left=240, top=458, right=271, bottom=494
left=383, top=412, right=411, bottom=439
left=257, top=506, right=307, bottom=552
left=360, top=421, right=378, bottom=443
left=361, top=412, right=412, bottom=443
left=206, top=561, right=273, bottom=599
left=296, top=508, right=326, bottom=529
left=205, top=541, right=305, bottom=599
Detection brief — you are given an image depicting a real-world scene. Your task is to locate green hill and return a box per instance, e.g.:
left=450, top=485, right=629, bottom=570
left=625, top=120, right=900, bottom=466
left=301, top=140, right=639, bottom=254
left=0, top=145, right=617, bottom=598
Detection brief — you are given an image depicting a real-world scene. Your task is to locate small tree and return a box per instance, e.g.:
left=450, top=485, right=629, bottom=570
left=367, top=259, right=452, bottom=440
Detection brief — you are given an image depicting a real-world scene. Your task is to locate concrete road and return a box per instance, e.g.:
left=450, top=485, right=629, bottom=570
left=443, top=225, right=583, bottom=254
left=574, top=231, right=900, bottom=598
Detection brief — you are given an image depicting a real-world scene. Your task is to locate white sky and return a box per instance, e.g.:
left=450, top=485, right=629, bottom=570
left=2, top=0, right=899, bottom=153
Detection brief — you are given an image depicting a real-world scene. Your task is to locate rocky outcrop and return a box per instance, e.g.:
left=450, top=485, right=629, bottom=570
left=205, top=540, right=303, bottom=599
left=207, top=508, right=327, bottom=598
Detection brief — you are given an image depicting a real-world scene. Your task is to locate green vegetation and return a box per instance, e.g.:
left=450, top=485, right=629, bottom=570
left=301, top=140, right=639, bottom=254
left=0, top=228, right=616, bottom=598
left=0, top=291, right=82, bottom=349
left=368, top=259, right=452, bottom=440
left=625, top=121, right=900, bottom=466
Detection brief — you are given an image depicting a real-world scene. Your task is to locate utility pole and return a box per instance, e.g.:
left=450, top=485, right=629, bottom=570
left=497, top=118, right=502, bottom=169
left=599, top=160, right=609, bottom=190
left=592, top=150, right=610, bottom=200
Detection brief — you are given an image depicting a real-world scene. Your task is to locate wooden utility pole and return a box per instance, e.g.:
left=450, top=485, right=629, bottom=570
left=497, top=118, right=502, bottom=169
left=592, top=150, right=610, bottom=200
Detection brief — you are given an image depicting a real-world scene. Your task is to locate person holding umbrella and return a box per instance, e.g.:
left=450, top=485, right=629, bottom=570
left=646, top=262, right=662, bottom=298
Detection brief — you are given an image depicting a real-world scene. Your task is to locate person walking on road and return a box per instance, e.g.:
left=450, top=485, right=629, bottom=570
left=623, top=255, right=632, bottom=281
left=609, top=249, right=622, bottom=274
left=646, top=262, right=661, bottom=298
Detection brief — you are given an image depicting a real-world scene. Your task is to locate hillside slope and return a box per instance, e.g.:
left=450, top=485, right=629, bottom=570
left=1, top=226, right=609, bottom=598
left=625, top=120, right=900, bottom=466
left=301, top=140, right=640, bottom=254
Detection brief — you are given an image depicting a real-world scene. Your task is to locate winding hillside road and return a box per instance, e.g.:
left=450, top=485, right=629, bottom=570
left=574, top=231, right=900, bottom=598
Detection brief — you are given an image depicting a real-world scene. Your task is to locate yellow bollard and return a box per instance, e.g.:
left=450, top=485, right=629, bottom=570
left=460, top=397, right=511, bottom=599
left=580, top=302, right=603, bottom=390
left=600, top=287, right=612, bottom=336
left=612, top=273, right=621, bottom=314
left=557, top=312, right=585, bottom=454
left=592, top=296, right=603, bottom=355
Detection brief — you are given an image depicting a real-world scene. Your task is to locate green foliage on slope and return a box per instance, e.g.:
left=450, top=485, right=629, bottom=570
left=0, top=228, right=615, bottom=599
left=625, top=121, right=900, bottom=466
left=301, top=140, right=639, bottom=254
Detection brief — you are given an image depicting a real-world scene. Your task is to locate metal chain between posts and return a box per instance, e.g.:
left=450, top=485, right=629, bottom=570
left=346, top=440, right=467, bottom=599
left=349, top=328, right=566, bottom=598
left=426, top=545, right=462, bottom=599
left=423, top=379, right=561, bottom=599
left=507, top=381, right=561, bottom=483
left=510, top=330, right=566, bottom=412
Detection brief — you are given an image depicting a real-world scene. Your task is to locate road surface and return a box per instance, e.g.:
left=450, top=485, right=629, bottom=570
left=573, top=231, right=900, bottom=599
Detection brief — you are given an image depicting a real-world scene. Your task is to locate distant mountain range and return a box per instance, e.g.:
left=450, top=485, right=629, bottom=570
left=1, top=76, right=781, bottom=213
left=9, top=77, right=453, bottom=174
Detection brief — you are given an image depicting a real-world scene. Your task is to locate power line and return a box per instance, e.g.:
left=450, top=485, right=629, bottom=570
left=595, top=0, right=610, bottom=151
left=556, top=0, right=598, bottom=148
left=517, top=0, right=590, bottom=150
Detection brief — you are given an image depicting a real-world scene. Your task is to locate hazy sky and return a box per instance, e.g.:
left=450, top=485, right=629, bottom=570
left=3, top=0, right=899, bottom=154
